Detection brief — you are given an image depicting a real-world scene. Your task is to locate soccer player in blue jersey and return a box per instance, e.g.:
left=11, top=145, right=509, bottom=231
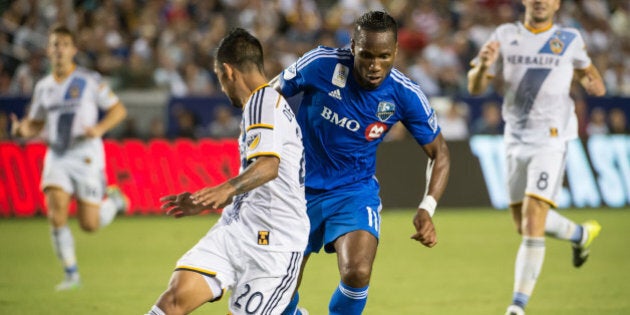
left=272, top=11, right=450, bottom=315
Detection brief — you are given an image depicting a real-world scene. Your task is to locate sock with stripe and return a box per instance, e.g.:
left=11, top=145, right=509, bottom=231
left=99, top=198, right=118, bottom=228
left=146, top=305, right=165, bottom=315
left=545, top=209, right=582, bottom=243
left=512, top=236, right=545, bottom=309
left=51, top=225, right=79, bottom=279
left=329, top=281, right=368, bottom=315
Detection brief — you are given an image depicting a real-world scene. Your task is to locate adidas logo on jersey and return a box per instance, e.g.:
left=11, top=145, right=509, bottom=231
left=328, top=89, right=342, bottom=100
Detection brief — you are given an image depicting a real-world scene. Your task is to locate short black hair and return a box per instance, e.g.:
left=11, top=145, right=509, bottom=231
left=49, top=24, right=77, bottom=45
left=353, top=11, right=398, bottom=42
left=215, top=28, right=264, bottom=73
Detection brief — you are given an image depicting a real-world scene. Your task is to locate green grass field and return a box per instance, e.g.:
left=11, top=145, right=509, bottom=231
left=1, top=208, right=628, bottom=315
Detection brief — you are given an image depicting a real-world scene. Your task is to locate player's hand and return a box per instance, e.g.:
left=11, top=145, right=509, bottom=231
left=9, top=113, right=20, bottom=137
left=161, top=192, right=206, bottom=218
left=84, top=125, right=104, bottom=138
left=190, top=184, right=234, bottom=210
left=478, top=41, right=500, bottom=68
left=410, top=208, right=437, bottom=248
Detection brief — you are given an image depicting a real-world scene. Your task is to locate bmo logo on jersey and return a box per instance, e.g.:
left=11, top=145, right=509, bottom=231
left=321, top=106, right=361, bottom=132
left=365, top=122, right=388, bottom=141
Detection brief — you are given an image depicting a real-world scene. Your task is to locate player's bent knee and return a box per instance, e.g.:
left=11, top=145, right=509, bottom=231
left=156, top=288, right=188, bottom=315
left=79, top=221, right=99, bottom=232
left=340, top=263, right=372, bottom=287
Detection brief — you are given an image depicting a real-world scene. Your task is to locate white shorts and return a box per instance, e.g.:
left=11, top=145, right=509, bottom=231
left=176, top=224, right=302, bottom=315
left=505, top=140, right=567, bottom=208
left=41, top=140, right=106, bottom=204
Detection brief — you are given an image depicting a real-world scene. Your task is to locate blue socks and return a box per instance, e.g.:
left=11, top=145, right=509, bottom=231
left=329, top=281, right=369, bottom=315
left=281, top=292, right=300, bottom=315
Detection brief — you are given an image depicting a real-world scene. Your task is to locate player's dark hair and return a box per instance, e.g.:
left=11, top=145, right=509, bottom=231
left=215, top=28, right=264, bottom=73
left=49, top=24, right=77, bottom=45
left=353, top=11, right=398, bottom=42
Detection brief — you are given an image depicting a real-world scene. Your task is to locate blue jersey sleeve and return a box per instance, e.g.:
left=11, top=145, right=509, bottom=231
left=278, top=46, right=340, bottom=97
left=392, top=70, right=440, bottom=145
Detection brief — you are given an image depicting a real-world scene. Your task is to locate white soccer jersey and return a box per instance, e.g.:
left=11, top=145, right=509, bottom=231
left=28, top=66, right=119, bottom=155
left=479, top=22, right=591, bottom=143
left=218, top=84, right=309, bottom=252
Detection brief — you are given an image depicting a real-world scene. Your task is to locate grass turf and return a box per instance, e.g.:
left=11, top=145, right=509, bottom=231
left=0, top=208, right=628, bottom=314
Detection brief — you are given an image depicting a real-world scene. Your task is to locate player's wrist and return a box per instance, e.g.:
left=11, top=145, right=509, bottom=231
left=418, top=195, right=437, bottom=217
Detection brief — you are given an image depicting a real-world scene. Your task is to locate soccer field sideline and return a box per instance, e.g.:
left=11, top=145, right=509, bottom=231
left=0, top=208, right=628, bottom=314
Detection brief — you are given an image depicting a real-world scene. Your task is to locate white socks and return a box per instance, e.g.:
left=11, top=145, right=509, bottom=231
left=51, top=225, right=77, bottom=275
left=99, top=198, right=118, bottom=228
left=147, top=305, right=166, bottom=315
left=512, top=236, right=546, bottom=308
left=545, top=209, right=579, bottom=241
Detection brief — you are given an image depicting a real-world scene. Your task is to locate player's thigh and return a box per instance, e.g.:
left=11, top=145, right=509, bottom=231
left=44, top=186, right=72, bottom=227
left=505, top=142, right=529, bottom=204
left=525, top=143, right=566, bottom=206
left=229, top=251, right=303, bottom=315
left=175, top=225, right=238, bottom=299
left=320, top=182, right=382, bottom=253
left=334, top=230, right=378, bottom=270
left=157, top=269, right=215, bottom=314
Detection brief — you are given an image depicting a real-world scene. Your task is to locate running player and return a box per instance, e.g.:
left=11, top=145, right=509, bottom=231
left=467, top=1, right=606, bottom=314
left=10, top=24, right=129, bottom=291
left=273, top=11, right=450, bottom=315
left=147, top=28, right=309, bottom=315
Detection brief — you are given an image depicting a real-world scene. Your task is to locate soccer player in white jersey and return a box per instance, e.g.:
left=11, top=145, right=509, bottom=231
left=467, top=1, right=606, bottom=314
left=10, top=25, right=129, bottom=291
left=147, top=28, right=308, bottom=315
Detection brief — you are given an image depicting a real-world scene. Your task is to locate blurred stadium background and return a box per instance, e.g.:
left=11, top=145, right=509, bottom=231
left=0, top=0, right=629, bottom=314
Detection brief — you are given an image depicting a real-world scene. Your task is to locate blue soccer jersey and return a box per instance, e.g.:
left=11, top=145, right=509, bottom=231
left=277, top=46, right=440, bottom=190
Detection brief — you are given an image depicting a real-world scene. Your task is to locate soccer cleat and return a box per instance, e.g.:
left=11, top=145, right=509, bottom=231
left=55, top=275, right=81, bottom=291
left=505, top=305, right=525, bottom=315
left=296, top=307, right=309, bottom=315
left=572, top=220, right=602, bottom=268
left=107, top=185, right=129, bottom=214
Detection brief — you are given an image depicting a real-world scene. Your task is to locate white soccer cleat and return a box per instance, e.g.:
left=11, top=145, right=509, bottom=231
left=55, top=275, right=81, bottom=291
left=106, top=185, right=129, bottom=214
left=505, top=305, right=525, bottom=315
left=297, top=307, right=309, bottom=315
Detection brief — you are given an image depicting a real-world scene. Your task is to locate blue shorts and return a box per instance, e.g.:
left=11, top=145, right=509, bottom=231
left=305, top=178, right=382, bottom=255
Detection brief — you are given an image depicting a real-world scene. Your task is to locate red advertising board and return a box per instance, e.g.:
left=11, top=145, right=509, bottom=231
left=0, top=139, right=239, bottom=217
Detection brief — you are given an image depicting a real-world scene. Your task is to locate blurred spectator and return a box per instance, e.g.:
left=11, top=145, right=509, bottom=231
left=9, top=51, right=46, bottom=95
left=154, top=51, right=187, bottom=96
left=119, top=117, right=140, bottom=139
left=586, top=107, right=609, bottom=136
left=439, top=100, right=469, bottom=141
left=173, top=107, right=203, bottom=139
left=207, top=106, right=241, bottom=139
left=472, top=100, right=503, bottom=135
left=183, top=62, right=215, bottom=95
left=148, top=116, right=166, bottom=139
left=608, top=107, right=628, bottom=134
left=0, top=111, right=10, bottom=141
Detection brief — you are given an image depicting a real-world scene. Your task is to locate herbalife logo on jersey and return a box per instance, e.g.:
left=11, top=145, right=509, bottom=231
left=328, top=89, right=342, bottom=100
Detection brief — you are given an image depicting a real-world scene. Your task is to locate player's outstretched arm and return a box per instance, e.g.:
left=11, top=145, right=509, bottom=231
left=190, top=155, right=280, bottom=210
left=411, top=133, right=450, bottom=248
left=575, top=64, right=606, bottom=97
left=85, top=102, right=127, bottom=138
left=467, top=41, right=500, bottom=95
left=10, top=114, right=44, bottom=139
